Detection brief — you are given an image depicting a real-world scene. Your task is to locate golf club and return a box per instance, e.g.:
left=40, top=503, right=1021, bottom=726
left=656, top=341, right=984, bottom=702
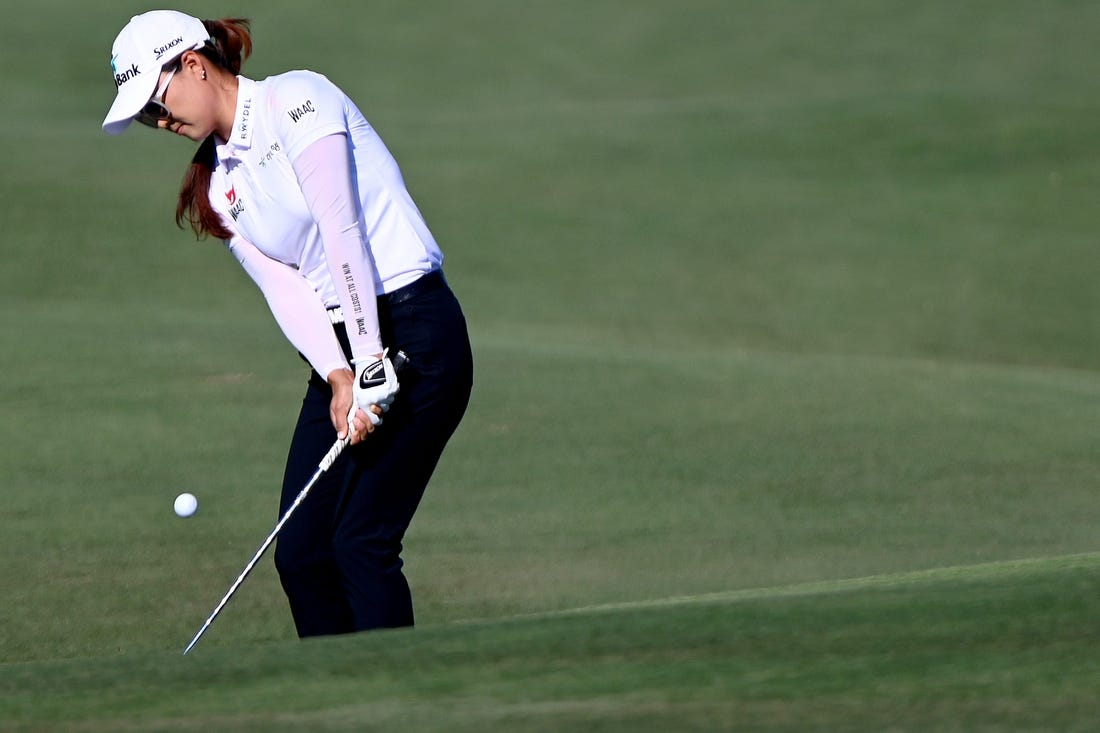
left=183, top=350, right=409, bottom=655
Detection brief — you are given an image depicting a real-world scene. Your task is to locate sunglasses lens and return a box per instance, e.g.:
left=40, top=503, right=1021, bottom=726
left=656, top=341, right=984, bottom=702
left=135, top=100, right=169, bottom=128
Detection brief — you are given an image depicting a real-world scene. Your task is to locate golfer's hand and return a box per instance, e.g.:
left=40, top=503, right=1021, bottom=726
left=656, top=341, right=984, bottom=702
left=327, top=368, right=383, bottom=445
left=352, top=350, right=400, bottom=426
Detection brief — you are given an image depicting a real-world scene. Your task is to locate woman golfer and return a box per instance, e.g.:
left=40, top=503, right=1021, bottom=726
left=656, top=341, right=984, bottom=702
left=102, top=11, right=473, bottom=637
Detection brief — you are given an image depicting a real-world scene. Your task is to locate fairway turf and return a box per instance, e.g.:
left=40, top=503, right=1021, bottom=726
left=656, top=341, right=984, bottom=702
left=4, top=554, right=1100, bottom=731
left=3, top=0, right=1100, bottom=730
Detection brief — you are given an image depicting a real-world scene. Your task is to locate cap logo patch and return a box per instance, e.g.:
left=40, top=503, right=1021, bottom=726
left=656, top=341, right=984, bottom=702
left=154, top=37, right=185, bottom=60
left=114, top=63, right=141, bottom=88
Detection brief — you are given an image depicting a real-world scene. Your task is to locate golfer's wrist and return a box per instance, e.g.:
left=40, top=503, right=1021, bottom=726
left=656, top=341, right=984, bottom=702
left=326, top=367, right=354, bottom=387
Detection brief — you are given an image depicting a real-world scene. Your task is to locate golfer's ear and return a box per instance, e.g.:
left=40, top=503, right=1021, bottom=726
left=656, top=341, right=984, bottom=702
left=179, top=50, right=206, bottom=79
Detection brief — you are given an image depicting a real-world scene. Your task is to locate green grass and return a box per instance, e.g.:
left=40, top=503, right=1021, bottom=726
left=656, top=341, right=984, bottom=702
left=3, top=0, right=1100, bottom=729
left=5, top=555, right=1100, bottom=731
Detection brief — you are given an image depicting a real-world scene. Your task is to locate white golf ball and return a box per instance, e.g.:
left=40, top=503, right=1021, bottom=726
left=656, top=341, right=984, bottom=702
left=174, top=493, right=198, bottom=518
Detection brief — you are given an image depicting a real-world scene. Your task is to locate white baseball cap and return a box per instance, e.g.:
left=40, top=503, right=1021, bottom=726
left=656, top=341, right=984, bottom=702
left=102, top=10, right=210, bottom=135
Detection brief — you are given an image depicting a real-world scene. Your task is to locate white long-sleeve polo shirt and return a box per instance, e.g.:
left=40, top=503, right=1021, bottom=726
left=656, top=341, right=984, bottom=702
left=211, top=71, right=443, bottom=377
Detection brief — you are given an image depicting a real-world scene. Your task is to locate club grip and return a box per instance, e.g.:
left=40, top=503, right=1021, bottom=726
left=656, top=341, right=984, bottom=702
left=390, top=349, right=411, bottom=373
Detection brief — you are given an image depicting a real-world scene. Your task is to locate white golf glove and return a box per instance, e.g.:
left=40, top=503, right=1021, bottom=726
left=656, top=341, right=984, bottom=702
left=350, top=349, right=400, bottom=427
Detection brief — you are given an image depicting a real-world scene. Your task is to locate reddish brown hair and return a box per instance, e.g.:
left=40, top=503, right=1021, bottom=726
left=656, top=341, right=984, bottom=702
left=175, top=18, right=254, bottom=240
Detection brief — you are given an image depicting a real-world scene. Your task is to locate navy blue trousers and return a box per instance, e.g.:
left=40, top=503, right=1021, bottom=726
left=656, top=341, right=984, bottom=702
left=272, top=272, right=473, bottom=637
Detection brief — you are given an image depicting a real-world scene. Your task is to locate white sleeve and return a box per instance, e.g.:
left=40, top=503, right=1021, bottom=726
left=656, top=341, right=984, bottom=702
left=290, top=132, right=384, bottom=362
left=225, top=235, right=350, bottom=379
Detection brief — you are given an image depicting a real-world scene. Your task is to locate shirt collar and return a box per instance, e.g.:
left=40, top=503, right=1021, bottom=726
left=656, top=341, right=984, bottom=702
left=216, top=76, right=258, bottom=161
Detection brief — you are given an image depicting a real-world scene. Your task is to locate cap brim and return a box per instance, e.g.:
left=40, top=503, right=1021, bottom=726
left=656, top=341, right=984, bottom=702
left=101, top=69, right=158, bottom=135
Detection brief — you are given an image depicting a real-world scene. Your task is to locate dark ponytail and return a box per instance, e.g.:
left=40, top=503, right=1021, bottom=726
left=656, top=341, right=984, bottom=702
left=175, top=18, right=253, bottom=240
left=200, top=18, right=253, bottom=75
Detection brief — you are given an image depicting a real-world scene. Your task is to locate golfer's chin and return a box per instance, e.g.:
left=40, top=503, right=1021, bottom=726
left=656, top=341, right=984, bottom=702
left=166, top=121, right=208, bottom=142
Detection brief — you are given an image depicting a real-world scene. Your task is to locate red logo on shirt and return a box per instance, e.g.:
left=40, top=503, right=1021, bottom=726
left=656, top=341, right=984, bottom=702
left=226, top=187, right=237, bottom=205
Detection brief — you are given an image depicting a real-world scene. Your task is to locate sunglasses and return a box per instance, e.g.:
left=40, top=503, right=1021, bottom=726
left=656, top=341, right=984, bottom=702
left=134, top=65, right=178, bottom=128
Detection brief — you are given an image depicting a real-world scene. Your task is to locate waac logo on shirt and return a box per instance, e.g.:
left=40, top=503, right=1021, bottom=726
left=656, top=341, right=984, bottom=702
left=287, top=100, right=316, bottom=123
left=226, top=187, right=245, bottom=220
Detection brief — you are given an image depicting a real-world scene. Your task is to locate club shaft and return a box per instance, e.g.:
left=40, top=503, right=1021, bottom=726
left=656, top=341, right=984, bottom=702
left=182, top=349, right=408, bottom=655
left=182, top=437, right=349, bottom=655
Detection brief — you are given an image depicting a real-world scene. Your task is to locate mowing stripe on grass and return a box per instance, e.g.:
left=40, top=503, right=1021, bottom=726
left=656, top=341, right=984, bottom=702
left=468, top=551, right=1100, bottom=624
